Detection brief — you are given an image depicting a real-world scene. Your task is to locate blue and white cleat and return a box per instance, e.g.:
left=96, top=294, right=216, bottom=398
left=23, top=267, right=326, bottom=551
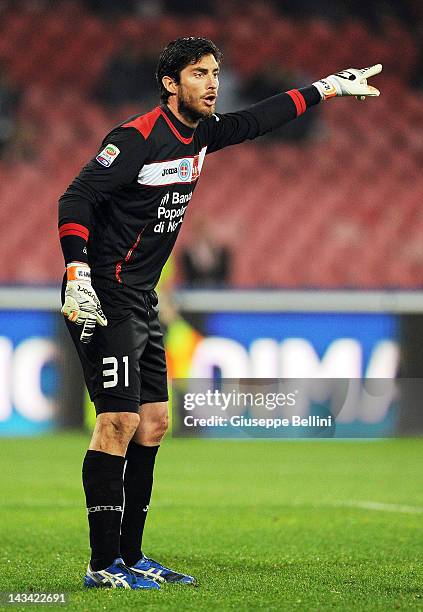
left=130, top=554, right=196, bottom=585
left=84, top=557, right=160, bottom=589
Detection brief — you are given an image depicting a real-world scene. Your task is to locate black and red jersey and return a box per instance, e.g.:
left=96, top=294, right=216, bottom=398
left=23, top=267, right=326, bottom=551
left=58, top=86, right=320, bottom=291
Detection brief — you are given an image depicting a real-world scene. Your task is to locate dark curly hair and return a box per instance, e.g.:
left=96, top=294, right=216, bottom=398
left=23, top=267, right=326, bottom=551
left=156, top=37, right=223, bottom=103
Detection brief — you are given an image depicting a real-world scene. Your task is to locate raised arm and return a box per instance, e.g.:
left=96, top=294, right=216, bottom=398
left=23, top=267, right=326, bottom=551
left=202, top=64, right=382, bottom=154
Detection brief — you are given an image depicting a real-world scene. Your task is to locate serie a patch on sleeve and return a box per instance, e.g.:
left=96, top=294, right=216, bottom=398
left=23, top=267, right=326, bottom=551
left=96, top=143, right=121, bottom=167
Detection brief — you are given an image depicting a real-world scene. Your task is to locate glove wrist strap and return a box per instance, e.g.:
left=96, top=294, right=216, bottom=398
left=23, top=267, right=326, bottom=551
left=313, top=77, right=339, bottom=100
left=67, top=262, right=91, bottom=282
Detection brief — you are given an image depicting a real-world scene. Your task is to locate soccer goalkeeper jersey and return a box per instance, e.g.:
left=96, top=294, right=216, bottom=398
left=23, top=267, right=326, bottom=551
left=58, top=87, right=320, bottom=292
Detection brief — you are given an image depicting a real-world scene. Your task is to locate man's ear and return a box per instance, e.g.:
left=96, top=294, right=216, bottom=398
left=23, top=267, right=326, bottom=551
left=162, top=76, right=178, bottom=97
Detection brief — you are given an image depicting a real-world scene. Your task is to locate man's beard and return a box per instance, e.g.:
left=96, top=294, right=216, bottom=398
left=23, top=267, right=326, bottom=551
left=178, top=89, right=214, bottom=123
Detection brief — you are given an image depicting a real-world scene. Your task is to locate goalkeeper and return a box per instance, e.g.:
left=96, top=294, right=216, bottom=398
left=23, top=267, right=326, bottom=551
left=58, top=36, right=382, bottom=590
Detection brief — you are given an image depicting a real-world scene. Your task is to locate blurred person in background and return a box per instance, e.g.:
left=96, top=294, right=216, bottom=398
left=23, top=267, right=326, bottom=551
left=180, top=215, right=231, bottom=287
left=0, top=64, right=21, bottom=158
left=95, top=40, right=160, bottom=111
left=6, top=119, right=39, bottom=164
left=58, top=36, right=382, bottom=591
left=211, top=47, right=247, bottom=113
left=241, top=66, right=319, bottom=143
left=155, top=257, right=178, bottom=336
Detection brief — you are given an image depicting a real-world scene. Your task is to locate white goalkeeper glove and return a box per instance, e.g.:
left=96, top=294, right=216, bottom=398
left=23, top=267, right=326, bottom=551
left=61, top=262, right=107, bottom=343
left=313, top=64, right=382, bottom=101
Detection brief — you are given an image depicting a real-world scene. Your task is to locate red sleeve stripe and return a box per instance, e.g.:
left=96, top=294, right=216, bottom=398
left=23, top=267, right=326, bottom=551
left=59, top=223, right=89, bottom=241
left=286, top=89, right=306, bottom=116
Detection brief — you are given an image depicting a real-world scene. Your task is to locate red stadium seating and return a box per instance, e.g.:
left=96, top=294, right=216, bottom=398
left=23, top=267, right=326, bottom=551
left=1, top=3, right=422, bottom=287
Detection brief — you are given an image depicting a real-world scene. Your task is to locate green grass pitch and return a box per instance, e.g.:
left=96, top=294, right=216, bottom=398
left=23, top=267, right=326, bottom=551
left=0, top=434, right=422, bottom=611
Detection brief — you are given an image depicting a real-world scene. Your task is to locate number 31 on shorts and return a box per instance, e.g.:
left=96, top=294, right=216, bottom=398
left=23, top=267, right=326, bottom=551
left=102, top=356, right=129, bottom=388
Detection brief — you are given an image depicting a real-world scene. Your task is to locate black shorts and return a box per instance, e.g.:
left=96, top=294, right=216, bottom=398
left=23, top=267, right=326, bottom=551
left=61, top=278, right=168, bottom=414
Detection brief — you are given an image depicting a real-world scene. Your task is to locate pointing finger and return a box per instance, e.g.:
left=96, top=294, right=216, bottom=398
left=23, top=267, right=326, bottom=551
left=361, top=64, right=383, bottom=80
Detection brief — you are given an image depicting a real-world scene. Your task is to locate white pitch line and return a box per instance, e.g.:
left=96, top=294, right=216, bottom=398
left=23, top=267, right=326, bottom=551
left=0, top=499, right=80, bottom=508
left=1, top=499, right=423, bottom=515
left=334, top=500, right=423, bottom=514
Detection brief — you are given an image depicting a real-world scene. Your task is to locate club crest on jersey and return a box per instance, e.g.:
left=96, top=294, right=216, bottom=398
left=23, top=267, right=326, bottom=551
left=178, top=159, right=191, bottom=181
left=96, top=144, right=120, bottom=167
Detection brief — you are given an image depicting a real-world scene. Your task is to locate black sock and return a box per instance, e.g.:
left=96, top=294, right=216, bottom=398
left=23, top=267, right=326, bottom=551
left=82, top=450, right=125, bottom=571
left=120, top=442, right=159, bottom=566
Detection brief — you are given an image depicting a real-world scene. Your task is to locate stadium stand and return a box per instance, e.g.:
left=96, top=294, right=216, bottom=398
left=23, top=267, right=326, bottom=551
left=1, top=1, right=422, bottom=287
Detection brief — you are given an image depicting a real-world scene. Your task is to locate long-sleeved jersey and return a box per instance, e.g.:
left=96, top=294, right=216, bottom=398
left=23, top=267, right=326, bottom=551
left=58, top=86, right=320, bottom=291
